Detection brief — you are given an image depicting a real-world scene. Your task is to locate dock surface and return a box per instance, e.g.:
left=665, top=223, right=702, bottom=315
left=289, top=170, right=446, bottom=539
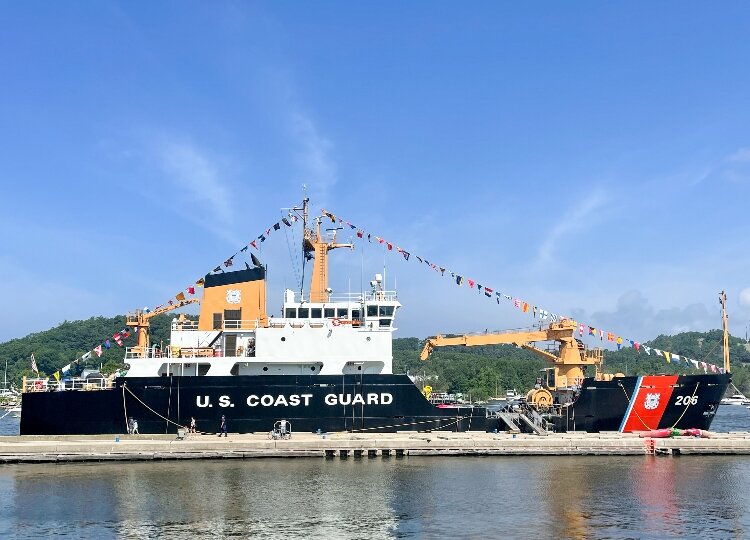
left=1, top=431, right=750, bottom=462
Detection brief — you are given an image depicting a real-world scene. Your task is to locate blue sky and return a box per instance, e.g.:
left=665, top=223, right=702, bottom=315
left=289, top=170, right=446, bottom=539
left=2, top=2, right=750, bottom=345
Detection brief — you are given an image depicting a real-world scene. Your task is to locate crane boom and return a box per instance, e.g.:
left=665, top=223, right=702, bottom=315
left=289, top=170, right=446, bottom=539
left=420, top=320, right=605, bottom=391
left=126, top=298, right=200, bottom=352
left=419, top=325, right=574, bottom=360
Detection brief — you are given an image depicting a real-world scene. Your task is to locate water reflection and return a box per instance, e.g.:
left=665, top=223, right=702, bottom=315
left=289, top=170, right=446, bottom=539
left=0, top=456, right=748, bottom=538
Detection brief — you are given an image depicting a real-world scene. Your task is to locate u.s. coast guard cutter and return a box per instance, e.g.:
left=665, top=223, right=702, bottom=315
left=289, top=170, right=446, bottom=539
left=20, top=199, right=485, bottom=435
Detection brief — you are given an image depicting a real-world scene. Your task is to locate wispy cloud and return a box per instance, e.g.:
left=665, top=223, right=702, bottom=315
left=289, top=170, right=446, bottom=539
left=723, top=146, right=750, bottom=185
left=573, top=290, right=717, bottom=343
left=740, top=288, right=750, bottom=307
left=158, top=140, right=233, bottom=224
left=290, top=111, right=337, bottom=203
left=535, top=188, right=609, bottom=266
left=728, top=147, right=750, bottom=163
left=679, top=147, right=750, bottom=186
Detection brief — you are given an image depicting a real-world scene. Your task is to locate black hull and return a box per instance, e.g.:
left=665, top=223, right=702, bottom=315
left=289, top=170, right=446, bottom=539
left=21, top=373, right=731, bottom=436
left=565, top=372, right=730, bottom=432
left=21, top=374, right=485, bottom=435
left=488, top=372, right=729, bottom=433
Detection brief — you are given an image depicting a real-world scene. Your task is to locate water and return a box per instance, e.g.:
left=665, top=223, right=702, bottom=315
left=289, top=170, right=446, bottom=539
left=0, top=406, right=747, bottom=539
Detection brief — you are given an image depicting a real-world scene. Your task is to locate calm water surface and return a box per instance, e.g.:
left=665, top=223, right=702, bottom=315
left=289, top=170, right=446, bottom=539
left=0, top=406, right=747, bottom=539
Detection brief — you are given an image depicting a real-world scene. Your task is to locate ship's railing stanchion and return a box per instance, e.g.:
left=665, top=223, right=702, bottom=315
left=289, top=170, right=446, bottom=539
left=223, top=320, right=261, bottom=331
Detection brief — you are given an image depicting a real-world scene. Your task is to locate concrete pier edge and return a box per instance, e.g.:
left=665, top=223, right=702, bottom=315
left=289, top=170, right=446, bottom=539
left=0, top=431, right=749, bottom=463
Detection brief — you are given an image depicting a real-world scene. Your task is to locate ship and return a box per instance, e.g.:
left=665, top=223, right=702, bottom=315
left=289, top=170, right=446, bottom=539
left=20, top=199, right=485, bottom=435
left=19, top=199, right=731, bottom=435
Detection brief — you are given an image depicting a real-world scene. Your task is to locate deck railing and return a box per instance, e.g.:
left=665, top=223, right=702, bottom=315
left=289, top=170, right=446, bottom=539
left=22, top=376, right=116, bottom=393
left=287, top=291, right=398, bottom=303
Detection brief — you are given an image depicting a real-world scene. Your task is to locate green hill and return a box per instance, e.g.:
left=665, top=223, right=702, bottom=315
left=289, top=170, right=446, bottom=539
left=0, top=315, right=178, bottom=386
left=2, top=317, right=749, bottom=398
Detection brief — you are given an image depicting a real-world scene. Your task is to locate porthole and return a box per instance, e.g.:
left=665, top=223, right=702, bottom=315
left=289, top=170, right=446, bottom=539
left=366, top=337, right=371, bottom=342
left=310, top=366, right=316, bottom=371
left=263, top=367, right=268, bottom=372
left=357, top=366, right=362, bottom=371
left=281, top=337, right=286, bottom=342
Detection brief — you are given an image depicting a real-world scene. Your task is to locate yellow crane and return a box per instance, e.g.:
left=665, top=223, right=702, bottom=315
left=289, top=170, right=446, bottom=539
left=420, top=320, right=613, bottom=408
left=125, top=299, right=200, bottom=356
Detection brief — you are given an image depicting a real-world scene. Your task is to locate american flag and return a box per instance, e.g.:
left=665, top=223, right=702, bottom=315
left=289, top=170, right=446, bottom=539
left=31, top=353, right=39, bottom=375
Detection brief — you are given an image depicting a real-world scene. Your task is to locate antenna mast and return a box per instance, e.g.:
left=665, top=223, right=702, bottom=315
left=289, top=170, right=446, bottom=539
left=720, top=290, right=730, bottom=373
left=295, top=196, right=353, bottom=303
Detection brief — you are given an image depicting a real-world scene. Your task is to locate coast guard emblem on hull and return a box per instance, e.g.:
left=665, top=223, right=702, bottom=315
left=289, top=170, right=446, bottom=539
left=644, top=392, right=660, bottom=410
left=226, top=290, right=241, bottom=304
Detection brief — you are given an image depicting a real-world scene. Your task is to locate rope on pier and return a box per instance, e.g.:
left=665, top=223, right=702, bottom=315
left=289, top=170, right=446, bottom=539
left=122, top=385, right=128, bottom=433
left=344, top=415, right=465, bottom=434
left=122, top=384, right=186, bottom=430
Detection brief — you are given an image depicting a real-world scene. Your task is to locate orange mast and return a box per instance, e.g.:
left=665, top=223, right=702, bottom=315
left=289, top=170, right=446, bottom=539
left=720, top=290, right=731, bottom=373
left=298, top=198, right=352, bottom=302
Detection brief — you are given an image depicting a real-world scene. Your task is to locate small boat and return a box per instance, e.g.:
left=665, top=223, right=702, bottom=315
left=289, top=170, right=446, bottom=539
left=720, top=386, right=750, bottom=406
left=504, top=389, right=523, bottom=402
left=9, top=406, right=21, bottom=418
left=486, top=389, right=524, bottom=405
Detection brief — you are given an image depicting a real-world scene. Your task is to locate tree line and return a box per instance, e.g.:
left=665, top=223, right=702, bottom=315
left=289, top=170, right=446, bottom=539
left=1, top=316, right=748, bottom=398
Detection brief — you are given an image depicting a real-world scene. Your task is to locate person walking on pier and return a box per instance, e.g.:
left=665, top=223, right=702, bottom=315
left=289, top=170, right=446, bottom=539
left=218, top=415, right=227, bottom=437
left=189, top=417, right=196, bottom=434
left=132, top=419, right=139, bottom=435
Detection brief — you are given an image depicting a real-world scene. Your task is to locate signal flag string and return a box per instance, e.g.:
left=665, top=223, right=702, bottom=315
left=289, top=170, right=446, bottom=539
left=319, top=208, right=726, bottom=376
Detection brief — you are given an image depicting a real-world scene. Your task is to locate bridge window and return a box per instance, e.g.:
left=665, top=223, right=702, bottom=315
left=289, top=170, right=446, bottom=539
left=351, top=309, right=361, bottom=319
left=298, top=307, right=309, bottom=318
left=213, top=313, right=222, bottom=330
left=324, top=308, right=335, bottom=318
left=285, top=308, right=296, bottom=318
left=336, top=308, right=349, bottom=318
left=379, top=319, right=392, bottom=327
left=311, top=308, right=322, bottom=318
left=367, top=305, right=378, bottom=317
left=379, top=306, right=394, bottom=317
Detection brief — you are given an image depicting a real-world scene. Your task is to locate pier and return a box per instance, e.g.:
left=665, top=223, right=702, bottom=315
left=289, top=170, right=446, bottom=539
left=1, top=431, right=750, bottom=463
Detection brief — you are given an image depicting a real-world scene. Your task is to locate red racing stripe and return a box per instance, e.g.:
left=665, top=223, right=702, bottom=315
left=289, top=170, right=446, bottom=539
left=621, top=375, right=679, bottom=432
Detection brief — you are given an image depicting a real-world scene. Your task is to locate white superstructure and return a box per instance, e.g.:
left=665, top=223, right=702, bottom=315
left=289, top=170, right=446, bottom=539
left=124, top=276, right=401, bottom=378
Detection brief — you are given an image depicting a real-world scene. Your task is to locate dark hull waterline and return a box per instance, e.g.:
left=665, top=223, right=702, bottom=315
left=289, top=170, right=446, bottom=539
left=20, top=373, right=730, bottom=435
